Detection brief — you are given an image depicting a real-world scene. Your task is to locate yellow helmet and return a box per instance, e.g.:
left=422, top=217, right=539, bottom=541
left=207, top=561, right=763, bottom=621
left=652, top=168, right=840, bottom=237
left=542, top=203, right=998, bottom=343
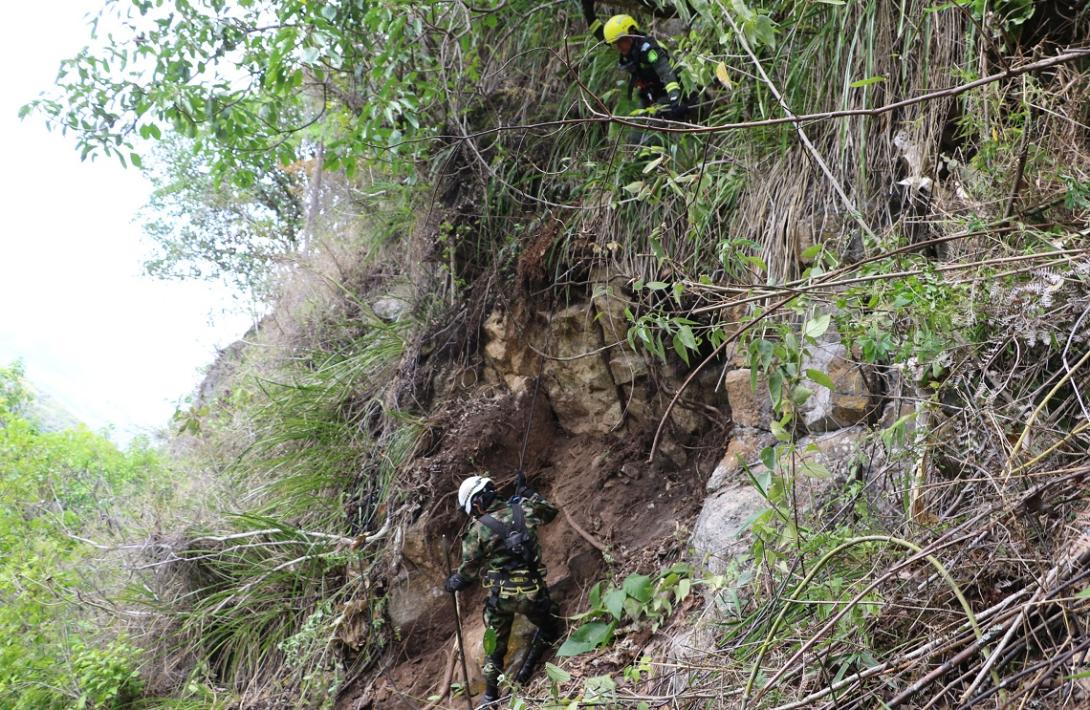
left=603, top=14, right=639, bottom=44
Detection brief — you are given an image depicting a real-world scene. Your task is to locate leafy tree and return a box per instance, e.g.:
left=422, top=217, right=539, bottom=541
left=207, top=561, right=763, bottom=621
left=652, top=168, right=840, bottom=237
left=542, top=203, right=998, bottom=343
left=22, top=0, right=452, bottom=183
left=0, top=364, right=159, bottom=708
left=140, top=133, right=304, bottom=296
left=0, top=361, right=30, bottom=414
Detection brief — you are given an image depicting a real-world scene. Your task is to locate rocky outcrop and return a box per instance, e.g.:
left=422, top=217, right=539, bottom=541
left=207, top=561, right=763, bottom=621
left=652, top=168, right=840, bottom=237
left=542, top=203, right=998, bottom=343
left=482, top=310, right=535, bottom=394
left=540, top=305, right=623, bottom=435
left=800, top=339, right=873, bottom=432
left=724, top=369, right=772, bottom=429
left=706, top=429, right=775, bottom=493
left=690, top=482, right=767, bottom=574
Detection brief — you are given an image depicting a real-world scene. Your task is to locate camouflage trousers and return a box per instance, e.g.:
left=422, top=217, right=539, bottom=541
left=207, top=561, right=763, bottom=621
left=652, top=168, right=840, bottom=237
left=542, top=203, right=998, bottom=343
left=481, top=585, right=561, bottom=686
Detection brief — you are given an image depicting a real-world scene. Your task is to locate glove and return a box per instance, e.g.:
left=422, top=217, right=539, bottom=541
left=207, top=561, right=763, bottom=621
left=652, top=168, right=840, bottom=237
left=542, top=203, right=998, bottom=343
left=666, top=92, right=688, bottom=120
left=444, top=572, right=470, bottom=593
left=513, top=468, right=533, bottom=500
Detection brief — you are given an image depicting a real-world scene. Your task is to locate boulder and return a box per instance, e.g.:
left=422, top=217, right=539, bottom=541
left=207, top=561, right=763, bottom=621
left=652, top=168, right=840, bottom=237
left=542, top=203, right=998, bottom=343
left=801, top=340, right=871, bottom=432
left=692, top=427, right=869, bottom=574
left=372, top=296, right=410, bottom=322
left=385, top=568, right=446, bottom=637
left=690, top=482, right=766, bottom=574
left=745, top=427, right=869, bottom=510
left=724, top=368, right=773, bottom=429
left=542, top=304, right=622, bottom=435
left=706, top=428, right=776, bottom=492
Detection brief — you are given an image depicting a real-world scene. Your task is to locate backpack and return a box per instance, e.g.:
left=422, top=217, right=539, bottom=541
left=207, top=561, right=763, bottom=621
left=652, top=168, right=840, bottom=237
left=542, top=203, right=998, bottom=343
left=479, top=501, right=538, bottom=569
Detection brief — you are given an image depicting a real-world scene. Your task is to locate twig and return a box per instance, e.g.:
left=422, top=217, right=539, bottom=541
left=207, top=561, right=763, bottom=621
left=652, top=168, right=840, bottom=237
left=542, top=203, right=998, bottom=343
left=719, top=0, right=876, bottom=242
left=397, top=48, right=1090, bottom=145
left=563, top=508, right=609, bottom=554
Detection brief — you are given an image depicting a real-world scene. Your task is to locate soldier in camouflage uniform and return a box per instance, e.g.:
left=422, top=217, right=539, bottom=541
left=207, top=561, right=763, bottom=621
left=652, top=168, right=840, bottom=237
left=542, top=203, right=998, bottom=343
left=444, top=473, right=561, bottom=707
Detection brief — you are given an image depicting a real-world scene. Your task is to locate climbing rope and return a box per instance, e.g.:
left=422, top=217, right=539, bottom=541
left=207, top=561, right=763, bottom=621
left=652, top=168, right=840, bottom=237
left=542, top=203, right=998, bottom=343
left=517, top=319, right=552, bottom=474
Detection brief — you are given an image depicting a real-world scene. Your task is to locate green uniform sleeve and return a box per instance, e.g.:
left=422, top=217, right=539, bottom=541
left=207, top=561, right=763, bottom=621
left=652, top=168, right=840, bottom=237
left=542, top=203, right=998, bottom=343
left=524, top=492, right=558, bottom=525
left=457, top=522, right=490, bottom=580
left=581, top=0, right=604, bottom=41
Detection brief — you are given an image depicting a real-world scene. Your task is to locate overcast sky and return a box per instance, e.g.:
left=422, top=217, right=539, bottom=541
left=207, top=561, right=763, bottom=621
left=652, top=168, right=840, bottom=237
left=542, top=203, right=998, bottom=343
left=0, top=2, right=254, bottom=444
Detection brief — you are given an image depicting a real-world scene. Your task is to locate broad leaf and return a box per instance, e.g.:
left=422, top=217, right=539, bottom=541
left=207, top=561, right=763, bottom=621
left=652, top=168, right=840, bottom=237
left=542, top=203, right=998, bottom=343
left=623, top=574, right=653, bottom=604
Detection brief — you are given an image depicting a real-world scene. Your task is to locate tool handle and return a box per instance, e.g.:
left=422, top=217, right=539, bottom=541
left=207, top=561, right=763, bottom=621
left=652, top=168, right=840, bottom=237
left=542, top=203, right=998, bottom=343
left=443, top=534, right=474, bottom=710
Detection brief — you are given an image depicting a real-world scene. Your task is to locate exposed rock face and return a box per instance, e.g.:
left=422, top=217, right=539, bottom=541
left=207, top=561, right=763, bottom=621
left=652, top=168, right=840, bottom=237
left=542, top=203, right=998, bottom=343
left=541, top=304, right=622, bottom=435
left=482, top=310, right=533, bottom=394
left=801, top=340, right=872, bottom=432
left=386, top=571, right=445, bottom=635
left=692, top=426, right=869, bottom=572
left=724, top=369, right=772, bottom=429
left=591, top=276, right=647, bottom=386
left=386, top=520, right=446, bottom=641
left=690, top=482, right=766, bottom=574
left=706, top=428, right=775, bottom=493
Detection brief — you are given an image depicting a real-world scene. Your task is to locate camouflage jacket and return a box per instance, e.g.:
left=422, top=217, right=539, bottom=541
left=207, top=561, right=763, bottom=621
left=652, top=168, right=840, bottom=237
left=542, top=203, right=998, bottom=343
left=457, top=493, right=558, bottom=582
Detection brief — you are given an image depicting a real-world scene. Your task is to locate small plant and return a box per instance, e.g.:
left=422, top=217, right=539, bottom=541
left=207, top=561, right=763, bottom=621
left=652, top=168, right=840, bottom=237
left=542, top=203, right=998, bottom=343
left=73, top=640, right=144, bottom=709
left=557, top=564, right=694, bottom=657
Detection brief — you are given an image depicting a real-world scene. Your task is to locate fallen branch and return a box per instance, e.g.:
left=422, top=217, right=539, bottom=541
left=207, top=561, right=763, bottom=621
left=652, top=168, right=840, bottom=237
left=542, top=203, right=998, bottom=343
left=563, top=508, right=609, bottom=555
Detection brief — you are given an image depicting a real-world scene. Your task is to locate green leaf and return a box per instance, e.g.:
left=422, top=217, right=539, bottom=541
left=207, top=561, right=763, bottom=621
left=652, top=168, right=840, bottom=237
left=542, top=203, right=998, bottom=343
left=801, top=460, right=832, bottom=479
left=849, top=75, right=886, bottom=88
left=804, top=314, right=831, bottom=340
left=806, top=368, right=836, bottom=390
left=587, top=581, right=602, bottom=610
left=791, top=385, right=813, bottom=406
left=545, top=662, right=571, bottom=682
left=623, top=180, right=645, bottom=194
left=768, top=370, right=783, bottom=408
left=677, top=325, right=698, bottom=351
left=604, top=588, right=626, bottom=620
left=645, top=281, right=669, bottom=291
left=672, top=333, right=691, bottom=364
left=800, top=244, right=823, bottom=261
left=556, top=622, right=614, bottom=657
left=642, top=155, right=665, bottom=173
left=676, top=578, right=691, bottom=602
left=483, top=626, right=497, bottom=655
left=623, top=596, right=645, bottom=621
left=759, top=446, right=775, bottom=472
left=770, top=420, right=790, bottom=442
left=623, top=574, right=653, bottom=604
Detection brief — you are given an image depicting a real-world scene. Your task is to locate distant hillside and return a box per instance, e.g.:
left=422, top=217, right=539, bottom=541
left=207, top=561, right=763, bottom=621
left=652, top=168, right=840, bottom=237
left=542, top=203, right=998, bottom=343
left=24, top=382, right=83, bottom=432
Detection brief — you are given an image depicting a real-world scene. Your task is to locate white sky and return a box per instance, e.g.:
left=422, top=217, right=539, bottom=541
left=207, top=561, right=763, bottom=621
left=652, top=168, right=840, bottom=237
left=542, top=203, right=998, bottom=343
left=0, top=1, right=254, bottom=444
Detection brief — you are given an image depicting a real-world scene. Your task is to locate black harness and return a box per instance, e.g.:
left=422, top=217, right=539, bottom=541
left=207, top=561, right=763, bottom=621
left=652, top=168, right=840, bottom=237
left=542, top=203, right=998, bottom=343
left=479, top=501, right=545, bottom=598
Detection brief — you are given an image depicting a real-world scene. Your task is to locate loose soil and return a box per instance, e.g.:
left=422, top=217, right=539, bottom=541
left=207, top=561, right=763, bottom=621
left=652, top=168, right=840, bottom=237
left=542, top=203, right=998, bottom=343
left=339, top=376, right=716, bottom=709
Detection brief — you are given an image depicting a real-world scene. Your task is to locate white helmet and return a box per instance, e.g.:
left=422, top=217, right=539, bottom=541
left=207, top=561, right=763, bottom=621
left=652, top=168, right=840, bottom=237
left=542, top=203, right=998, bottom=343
left=458, top=475, right=494, bottom=515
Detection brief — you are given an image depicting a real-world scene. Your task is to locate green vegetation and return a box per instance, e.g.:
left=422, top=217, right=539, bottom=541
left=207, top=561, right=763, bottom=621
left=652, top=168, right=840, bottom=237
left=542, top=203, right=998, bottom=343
left=15, top=0, right=1090, bottom=706
left=140, top=134, right=304, bottom=297
left=0, top=362, right=160, bottom=708
left=557, top=563, right=695, bottom=657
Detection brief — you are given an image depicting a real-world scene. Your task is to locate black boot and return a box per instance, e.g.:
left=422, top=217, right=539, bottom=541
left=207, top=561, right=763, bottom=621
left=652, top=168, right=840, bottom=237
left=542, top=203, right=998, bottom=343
left=515, top=632, right=547, bottom=685
left=477, top=683, right=501, bottom=709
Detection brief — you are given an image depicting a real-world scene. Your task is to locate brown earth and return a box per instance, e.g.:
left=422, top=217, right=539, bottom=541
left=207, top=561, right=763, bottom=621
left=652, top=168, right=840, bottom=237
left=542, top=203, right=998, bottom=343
left=339, top=374, right=717, bottom=709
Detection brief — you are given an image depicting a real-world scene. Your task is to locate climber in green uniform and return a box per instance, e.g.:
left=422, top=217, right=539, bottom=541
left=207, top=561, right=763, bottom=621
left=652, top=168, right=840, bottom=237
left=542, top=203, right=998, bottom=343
left=444, top=472, right=561, bottom=707
left=582, top=2, right=688, bottom=120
